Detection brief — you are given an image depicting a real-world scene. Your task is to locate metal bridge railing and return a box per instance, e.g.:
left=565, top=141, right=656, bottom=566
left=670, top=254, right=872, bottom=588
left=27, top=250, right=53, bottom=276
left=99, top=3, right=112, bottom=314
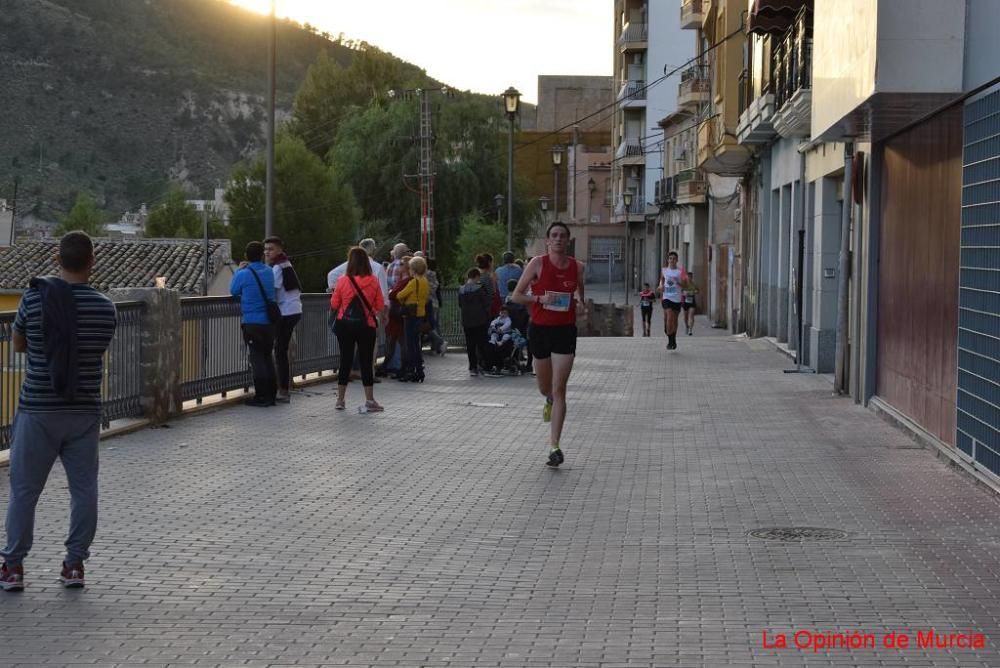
left=102, top=301, right=145, bottom=425
left=180, top=296, right=251, bottom=403
left=0, top=289, right=467, bottom=449
left=0, top=301, right=147, bottom=451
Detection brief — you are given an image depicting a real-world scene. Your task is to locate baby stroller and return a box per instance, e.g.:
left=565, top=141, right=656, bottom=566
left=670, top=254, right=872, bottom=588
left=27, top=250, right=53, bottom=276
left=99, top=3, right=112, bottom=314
left=483, top=328, right=529, bottom=376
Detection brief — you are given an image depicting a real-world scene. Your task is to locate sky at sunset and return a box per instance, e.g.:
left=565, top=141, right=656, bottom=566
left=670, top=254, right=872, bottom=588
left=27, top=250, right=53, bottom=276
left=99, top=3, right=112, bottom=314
left=228, top=0, right=612, bottom=104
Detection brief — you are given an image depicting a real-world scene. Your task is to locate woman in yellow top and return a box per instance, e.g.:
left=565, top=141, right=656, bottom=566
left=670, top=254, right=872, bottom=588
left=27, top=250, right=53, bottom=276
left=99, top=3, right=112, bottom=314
left=396, top=256, right=430, bottom=382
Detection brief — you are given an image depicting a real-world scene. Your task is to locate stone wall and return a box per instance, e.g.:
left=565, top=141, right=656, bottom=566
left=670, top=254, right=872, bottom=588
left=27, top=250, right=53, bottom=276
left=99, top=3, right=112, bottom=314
left=109, top=287, right=183, bottom=423
left=578, top=300, right=634, bottom=337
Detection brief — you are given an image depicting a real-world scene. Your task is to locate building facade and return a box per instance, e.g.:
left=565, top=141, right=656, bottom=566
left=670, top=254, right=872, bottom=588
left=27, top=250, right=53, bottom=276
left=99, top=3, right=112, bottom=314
left=725, top=0, right=1000, bottom=484
left=519, top=76, right=615, bottom=268
left=655, top=110, right=708, bottom=300
left=612, top=0, right=694, bottom=298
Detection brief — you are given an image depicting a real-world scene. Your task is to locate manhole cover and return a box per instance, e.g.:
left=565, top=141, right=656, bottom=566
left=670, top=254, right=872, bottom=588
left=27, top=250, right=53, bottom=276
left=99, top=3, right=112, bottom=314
left=748, top=527, right=849, bottom=542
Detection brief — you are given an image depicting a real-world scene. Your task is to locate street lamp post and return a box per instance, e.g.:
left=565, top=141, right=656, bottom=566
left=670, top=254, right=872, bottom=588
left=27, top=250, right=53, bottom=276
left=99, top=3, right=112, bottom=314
left=623, top=191, right=633, bottom=305
left=551, top=145, right=563, bottom=220
left=265, top=0, right=276, bottom=239
left=494, top=193, right=504, bottom=225
left=502, top=87, right=521, bottom=253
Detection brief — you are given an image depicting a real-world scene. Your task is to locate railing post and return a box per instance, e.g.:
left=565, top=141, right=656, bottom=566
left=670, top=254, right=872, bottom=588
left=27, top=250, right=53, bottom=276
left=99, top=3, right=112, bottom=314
left=109, top=287, right=183, bottom=423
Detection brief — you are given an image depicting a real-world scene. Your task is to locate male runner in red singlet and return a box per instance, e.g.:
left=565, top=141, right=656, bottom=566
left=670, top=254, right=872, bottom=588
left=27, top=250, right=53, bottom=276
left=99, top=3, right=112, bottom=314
left=510, top=222, right=585, bottom=467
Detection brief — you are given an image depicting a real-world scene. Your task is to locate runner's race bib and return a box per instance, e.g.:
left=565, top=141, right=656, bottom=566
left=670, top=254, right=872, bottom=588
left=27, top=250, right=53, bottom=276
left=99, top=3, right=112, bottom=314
left=544, top=291, right=572, bottom=312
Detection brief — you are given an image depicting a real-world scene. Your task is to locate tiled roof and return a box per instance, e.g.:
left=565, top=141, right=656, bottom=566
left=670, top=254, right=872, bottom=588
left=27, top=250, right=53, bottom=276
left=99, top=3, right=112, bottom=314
left=0, top=239, right=232, bottom=295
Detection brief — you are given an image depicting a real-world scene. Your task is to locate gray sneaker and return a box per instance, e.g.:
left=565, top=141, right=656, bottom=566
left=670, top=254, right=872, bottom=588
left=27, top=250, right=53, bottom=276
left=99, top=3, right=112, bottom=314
left=275, top=390, right=291, bottom=404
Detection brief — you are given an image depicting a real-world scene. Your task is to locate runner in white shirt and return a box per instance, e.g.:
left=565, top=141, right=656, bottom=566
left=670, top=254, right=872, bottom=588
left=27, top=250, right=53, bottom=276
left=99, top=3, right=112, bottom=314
left=657, top=250, right=685, bottom=351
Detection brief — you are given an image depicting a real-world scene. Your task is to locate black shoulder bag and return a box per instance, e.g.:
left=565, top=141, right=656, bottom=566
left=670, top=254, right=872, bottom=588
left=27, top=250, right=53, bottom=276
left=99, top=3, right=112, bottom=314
left=333, top=276, right=378, bottom=334
left=248, top=266, right=282, bottom=325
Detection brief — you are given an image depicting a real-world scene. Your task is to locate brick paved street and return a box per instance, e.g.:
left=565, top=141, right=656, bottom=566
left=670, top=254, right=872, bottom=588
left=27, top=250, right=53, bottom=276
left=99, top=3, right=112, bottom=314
left=3, top=324, right=1000, bottom=667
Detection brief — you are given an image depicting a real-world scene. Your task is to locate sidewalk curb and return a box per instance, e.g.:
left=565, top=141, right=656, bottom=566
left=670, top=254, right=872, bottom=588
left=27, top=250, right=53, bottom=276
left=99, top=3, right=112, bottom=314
left=869, top=396, right=1000, bottom=497
left=763, top=336, right=796, bottom=361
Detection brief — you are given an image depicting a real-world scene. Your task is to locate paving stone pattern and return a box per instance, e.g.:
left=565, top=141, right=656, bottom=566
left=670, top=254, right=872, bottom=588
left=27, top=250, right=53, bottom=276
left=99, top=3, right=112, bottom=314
left=2, top=320, right=1000, bottom=667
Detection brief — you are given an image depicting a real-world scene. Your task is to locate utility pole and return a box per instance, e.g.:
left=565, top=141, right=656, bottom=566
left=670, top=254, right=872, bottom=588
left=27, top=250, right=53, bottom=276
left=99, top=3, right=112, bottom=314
left=418, top=90, right=435, bottom=259
left=264, top=0, right=276, bottom=239
left=9, top=177, right=19, bottom=246
left=393, top=87, right=455, bottom=259
left=202, top=208, right=209, bottom=296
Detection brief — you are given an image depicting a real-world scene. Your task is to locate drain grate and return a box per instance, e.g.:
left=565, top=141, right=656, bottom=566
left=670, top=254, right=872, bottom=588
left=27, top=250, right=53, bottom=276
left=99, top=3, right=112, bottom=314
left=749, top=527, right=849, bottom=542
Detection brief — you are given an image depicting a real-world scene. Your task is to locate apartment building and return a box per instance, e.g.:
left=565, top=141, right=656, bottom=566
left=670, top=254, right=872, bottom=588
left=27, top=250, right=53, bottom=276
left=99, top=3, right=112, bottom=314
left=517, top=76, right=615, bottom=265
left=655, top=109, right=707, bottom=296
left=735, top=0, right=848, bottom=373
left=612, top=0, right=693, bottom=293
left=666, top=0, right=743, bottom=327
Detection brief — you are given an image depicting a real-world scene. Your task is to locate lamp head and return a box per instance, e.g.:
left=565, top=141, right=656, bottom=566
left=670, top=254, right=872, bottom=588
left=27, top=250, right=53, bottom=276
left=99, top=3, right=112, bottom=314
left=539, top=195, right=550, bottom=211
left=502, top=86, right=521, bottom=116
left=551, top=145, right=563, bottom=166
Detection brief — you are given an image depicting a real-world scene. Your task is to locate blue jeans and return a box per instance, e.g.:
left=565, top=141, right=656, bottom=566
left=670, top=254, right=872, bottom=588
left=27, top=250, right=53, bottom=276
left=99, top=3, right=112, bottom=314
left=404, top=316, right=425, bottom=373
left=2, top=411, right=101, bottom=565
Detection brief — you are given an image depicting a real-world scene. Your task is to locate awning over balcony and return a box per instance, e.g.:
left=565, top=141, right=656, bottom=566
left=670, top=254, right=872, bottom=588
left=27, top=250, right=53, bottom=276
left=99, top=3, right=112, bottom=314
left=748, top=0, right=810, bottom=35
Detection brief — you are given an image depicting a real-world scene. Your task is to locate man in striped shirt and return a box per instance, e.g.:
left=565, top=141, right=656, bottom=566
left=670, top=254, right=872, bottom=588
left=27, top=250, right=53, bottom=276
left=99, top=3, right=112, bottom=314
left=1, top=232, right=117, bottom=592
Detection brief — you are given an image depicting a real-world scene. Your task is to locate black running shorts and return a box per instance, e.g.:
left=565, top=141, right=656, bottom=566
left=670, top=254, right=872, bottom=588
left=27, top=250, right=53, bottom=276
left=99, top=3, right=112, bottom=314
left=528, top=324, right=577, bottom=359
left=682, top=299, right=697, bottom=311
left=661, top=299, right=682, bottom=312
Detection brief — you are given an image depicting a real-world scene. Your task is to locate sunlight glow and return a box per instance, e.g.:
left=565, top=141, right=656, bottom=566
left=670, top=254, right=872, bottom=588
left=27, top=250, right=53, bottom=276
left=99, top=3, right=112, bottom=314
left=226, top=0, right=611, bottom=103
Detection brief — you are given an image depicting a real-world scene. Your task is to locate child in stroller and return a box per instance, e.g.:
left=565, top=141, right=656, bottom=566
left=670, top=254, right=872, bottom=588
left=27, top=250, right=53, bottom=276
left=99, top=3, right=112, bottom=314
left=483, top=306, right=529, bottom=376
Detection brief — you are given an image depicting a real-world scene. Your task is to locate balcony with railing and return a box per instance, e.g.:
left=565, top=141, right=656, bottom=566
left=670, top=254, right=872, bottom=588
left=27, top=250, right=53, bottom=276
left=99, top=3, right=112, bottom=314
left=678, top=65, right=711, bottom=109
left=772, top=8, right=812, bottom=138
left=680, top=0, right=705, bottom=30
left=617, top=80, right=647, bottom=108
left=614, top=139, right=644, bottom=166
left=618, top=22, right=648, bottom=52
left=613, top=189, right=646, bottom=221
left=736, top=66, right=777, bottom=145
left=675, top=168, right=707, bottom=205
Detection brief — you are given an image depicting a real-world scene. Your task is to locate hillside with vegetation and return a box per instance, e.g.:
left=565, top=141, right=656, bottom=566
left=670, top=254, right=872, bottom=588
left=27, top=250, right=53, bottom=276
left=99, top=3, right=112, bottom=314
left=0, top=0, right=434, bottom=221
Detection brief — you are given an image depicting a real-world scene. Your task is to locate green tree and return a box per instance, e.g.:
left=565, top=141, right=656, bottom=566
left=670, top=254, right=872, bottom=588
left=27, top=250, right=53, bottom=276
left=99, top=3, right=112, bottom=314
left=56, top=193, right=105, bottom=236
left=289, top=48, right=406, bottom=159
left=224, top=134, right=358, bottom=291
left=145, top=188, right=201, bottom=237
left=449, top=212, right=508, bottom=285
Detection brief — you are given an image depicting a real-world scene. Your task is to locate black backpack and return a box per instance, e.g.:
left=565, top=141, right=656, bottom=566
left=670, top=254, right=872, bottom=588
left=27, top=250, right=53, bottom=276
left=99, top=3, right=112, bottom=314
left=281, top=265, right=301, bottom=292
left=341, top=295, right=365, bottom=323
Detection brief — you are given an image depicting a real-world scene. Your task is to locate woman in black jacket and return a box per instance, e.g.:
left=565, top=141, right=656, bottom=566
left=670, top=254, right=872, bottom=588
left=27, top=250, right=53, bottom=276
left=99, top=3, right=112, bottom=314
left=458, top=267, right=491, bottom=376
